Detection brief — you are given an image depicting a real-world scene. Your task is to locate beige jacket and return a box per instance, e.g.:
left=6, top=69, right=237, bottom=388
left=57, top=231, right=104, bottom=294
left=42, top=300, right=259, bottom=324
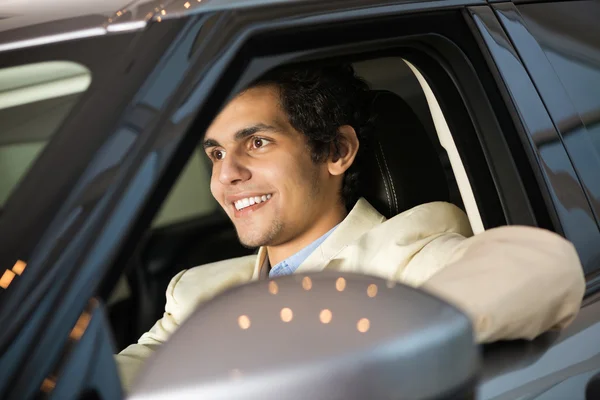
left=116, top=198, right=585, bottom=390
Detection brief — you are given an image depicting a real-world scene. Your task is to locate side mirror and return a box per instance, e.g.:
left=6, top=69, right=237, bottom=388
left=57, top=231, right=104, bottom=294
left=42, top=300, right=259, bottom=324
left=129, top=272, right=479, bottom=400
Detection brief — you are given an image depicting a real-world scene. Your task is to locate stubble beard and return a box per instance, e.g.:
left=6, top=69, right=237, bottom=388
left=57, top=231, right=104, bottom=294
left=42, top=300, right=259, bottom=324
left=235, top=166, right=322, bottom=249
left=236, top=216, right=284, bottom=249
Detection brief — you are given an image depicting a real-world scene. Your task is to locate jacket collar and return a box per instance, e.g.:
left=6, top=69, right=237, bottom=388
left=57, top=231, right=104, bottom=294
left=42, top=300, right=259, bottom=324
left=251, top=197, right=386, bottom=279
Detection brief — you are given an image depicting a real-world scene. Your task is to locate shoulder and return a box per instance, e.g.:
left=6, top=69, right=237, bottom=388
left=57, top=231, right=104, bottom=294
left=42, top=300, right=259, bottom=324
left=165, top=254, right=257, bottom=321
left=382, top=201, right=473, bottom=241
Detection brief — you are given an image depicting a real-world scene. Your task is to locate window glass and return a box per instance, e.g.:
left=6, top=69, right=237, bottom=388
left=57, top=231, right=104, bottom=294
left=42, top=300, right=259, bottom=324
left=0, top=61, right=91, bottom=206
left=151, top=150, right=218, bottom=228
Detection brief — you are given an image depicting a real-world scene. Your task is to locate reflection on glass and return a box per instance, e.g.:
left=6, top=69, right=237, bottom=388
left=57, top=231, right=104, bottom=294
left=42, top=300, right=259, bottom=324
left=269, top=281, right=278, bottom=295
left=184, top=1, right=191, bottom=8
left=357, top=318, right=370, bottom=333
left=238, top=315, right=251, bottom=330
left=40, top=377, right=56, bottom=393
left=336, top=277, right=346, bottom=292
left=161, top=9, right=167, bottom=15
left=12, top=260, right=26, bottom=276
left=302, top=277, right=312, bottom=291
left=320, top=309, right=332, bottom=324
left=69, top=311, right=91, bottom=340
left=157, top=16, right=162, bottom=22
left=230, top=369, right=242, bottom=380
left=0, top=269, right=15, bottom=289
left=367, top=284, right=378, bottom=298
left=281, top=307, right=293, bottom=322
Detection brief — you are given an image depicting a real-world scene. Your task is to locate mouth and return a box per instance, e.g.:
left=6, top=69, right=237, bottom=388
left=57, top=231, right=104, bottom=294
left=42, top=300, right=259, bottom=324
left=232, top=193, right=272, bottom=217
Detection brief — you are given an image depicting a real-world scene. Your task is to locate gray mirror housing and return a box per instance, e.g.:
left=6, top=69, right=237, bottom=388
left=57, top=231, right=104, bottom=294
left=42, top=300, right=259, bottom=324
left=129, top=272, right=479, bottom=400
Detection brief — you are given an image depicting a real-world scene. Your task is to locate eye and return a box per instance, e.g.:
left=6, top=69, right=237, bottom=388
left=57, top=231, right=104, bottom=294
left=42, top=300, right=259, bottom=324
left=251, top=137, right=270, bottom=149
left=211, top=149, right=225, bottom=160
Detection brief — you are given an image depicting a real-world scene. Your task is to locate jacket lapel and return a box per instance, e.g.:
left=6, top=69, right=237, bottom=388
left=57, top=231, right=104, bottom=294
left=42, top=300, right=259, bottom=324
left=252, top=198, right=386, bottom=278
left=295, top=198, right=386, bottom=273
left=252, top=246, right=269, bottom=280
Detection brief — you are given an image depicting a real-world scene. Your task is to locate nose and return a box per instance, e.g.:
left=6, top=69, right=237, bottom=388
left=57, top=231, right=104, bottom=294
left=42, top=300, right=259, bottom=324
left=217, top=153, right=251, bottom=185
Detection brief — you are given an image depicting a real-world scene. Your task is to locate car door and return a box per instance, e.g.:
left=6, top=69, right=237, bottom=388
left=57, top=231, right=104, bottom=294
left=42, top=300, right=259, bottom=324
left=2, top=1, right=597, bottom=400
left=469, top=3, right=600, bottom=399
left=0, top=12, right=194, bottom=399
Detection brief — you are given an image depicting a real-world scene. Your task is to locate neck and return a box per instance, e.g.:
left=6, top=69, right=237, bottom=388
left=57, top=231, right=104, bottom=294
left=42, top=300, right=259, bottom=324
left=266, top=202, right=347, bottom=267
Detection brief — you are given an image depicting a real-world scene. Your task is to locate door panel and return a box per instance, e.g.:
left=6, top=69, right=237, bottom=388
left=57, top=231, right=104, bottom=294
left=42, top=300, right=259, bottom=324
left=468, top=6, right=600, bottom=399
left=467, top=5, right=600, bottom=277
left=493, top=1, right=600, bottom=276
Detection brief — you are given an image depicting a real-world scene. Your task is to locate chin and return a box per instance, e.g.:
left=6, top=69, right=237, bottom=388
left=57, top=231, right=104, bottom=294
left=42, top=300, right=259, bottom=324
left=238, top=230, right=273, bottom=248
left=237, top=231, right=268, bottom=249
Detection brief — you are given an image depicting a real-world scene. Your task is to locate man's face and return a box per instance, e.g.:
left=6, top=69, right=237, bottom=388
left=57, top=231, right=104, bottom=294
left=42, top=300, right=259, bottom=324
left=203, top=85, right=339, bottom=248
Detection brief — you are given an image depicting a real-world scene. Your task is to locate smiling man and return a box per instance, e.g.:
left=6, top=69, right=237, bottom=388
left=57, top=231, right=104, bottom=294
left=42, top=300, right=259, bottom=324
left=115, top=64, right=585, bottom=390
left=204, top=81, right=360, bottom=272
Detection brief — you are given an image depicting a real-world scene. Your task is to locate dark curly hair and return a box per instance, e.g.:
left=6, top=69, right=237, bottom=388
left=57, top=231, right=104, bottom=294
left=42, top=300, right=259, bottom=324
left=249, top=64, right=373, bottom=210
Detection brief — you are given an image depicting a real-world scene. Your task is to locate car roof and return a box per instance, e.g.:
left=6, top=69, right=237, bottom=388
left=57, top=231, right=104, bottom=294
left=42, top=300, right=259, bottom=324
left=0, top=0, right=302, bottom=52
left=0, top=0, right=481, bottom=52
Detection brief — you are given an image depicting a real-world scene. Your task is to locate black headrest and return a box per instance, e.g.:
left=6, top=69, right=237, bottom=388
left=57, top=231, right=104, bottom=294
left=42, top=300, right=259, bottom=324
left=359, top=91, right=449, bottom=219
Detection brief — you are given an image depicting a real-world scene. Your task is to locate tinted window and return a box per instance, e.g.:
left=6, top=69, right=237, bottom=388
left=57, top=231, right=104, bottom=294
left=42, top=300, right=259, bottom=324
left=0, top=61, right=91, bottom=206
left=151, top=149, right=218, bottom=228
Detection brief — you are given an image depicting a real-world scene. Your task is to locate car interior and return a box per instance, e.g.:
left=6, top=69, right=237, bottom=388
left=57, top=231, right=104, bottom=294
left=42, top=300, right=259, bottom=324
left=107, top=56, right=490, bottom=351
left=0, top=55, right=491, bottom=352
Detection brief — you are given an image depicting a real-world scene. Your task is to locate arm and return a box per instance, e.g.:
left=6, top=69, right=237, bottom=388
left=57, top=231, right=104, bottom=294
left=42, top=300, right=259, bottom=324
left=416, top=226, right=585, bottom=343
left=113, top=254, right=257, bottom=391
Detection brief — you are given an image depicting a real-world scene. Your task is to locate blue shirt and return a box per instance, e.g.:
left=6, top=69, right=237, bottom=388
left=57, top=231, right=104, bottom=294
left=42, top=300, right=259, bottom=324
left=269, top=224, right=339, bottom=278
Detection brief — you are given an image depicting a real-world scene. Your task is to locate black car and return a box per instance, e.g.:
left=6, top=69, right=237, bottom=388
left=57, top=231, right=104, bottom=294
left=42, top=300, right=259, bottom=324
left=1, top=0, right=599, bottom=399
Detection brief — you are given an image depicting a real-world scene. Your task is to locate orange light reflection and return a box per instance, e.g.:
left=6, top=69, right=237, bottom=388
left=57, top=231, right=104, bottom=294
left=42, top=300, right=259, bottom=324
left=319, top=309, right=332, bottom=324
left=70, top=311, right=91, bottom=340
left=268, top=281, right=279, bottom=295
left=0, top=270, right=16, bottom=289
left=302, top=277, right=312, bottom=291
left=367, top=284, right=378, bottom=298
left=12, top=260, right=26, bottom=275
left=357, top=318, right=370, bottom=333
left=281, top=307, right=293, bottom=322
left=238, top=315, right=251, bottom=330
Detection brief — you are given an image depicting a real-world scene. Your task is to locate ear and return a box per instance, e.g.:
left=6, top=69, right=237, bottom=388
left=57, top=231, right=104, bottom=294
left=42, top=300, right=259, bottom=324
left=327, top=125, right=359, bottom=177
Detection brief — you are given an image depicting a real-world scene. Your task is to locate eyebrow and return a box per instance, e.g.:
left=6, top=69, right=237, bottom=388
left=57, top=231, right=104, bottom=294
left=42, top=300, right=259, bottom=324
left=202, top=123, right=279, bottom=150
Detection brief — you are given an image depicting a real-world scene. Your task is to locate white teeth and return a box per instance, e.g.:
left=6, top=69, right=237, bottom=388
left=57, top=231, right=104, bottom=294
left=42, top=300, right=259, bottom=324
left=234, top=194, right=272, bottom=211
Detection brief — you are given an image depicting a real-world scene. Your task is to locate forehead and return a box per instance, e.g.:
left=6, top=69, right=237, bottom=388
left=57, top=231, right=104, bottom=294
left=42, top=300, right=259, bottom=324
left=205, top=85, right=287, bottom=139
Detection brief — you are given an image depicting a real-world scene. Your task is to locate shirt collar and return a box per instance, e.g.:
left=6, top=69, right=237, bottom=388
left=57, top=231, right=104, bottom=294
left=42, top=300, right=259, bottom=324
left=268, top=224, right=339, bottom=278
left=251, top=198, right=386, bottom=279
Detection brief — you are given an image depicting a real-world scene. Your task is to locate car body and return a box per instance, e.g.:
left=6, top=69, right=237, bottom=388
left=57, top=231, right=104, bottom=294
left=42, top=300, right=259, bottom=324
left=0, top=0, right=600, bottom=399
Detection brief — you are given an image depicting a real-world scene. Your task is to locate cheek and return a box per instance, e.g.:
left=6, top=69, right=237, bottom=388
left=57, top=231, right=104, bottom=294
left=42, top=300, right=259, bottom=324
left=209, top=174, right=221, bottom=202
left=276, top=160, right=317, bottom=199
